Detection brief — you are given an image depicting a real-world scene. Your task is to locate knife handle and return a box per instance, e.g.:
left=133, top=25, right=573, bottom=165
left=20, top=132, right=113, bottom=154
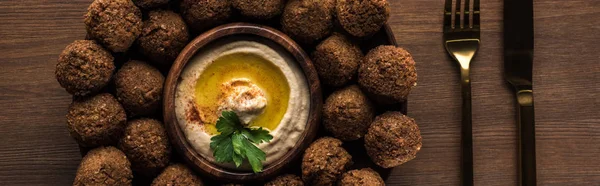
left=460, top=68, right=474, bottom=186
left=516, top=89, right=537, bottom=186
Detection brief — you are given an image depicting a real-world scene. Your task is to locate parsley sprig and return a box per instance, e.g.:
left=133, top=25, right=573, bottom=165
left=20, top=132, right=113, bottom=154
left=210, top=111, right=273, bottom=173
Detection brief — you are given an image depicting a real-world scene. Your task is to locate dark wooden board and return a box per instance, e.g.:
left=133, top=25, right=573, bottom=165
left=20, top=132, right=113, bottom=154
left=0, top=0, right=599, bottom=185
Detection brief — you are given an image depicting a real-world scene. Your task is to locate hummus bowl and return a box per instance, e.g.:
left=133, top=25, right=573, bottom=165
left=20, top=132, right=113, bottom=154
left=163, top=23, right=322, bottom=182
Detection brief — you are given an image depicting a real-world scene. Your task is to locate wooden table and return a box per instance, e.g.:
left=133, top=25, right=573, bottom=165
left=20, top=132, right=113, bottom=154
left=0, top=0, right=598, bottom=185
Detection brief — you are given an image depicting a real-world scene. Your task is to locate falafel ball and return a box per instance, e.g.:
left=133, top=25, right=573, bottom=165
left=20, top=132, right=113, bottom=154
left=133, top=0, right=169, bottom=9
left=119, top=118, right=171, bottom=177
left=67, top=93, right=127, bottom=147
left=115, top=60, right=164, bottom=117
left=338, top=168, right=385, bottom=186
left=312, top=33, right=363, bottom=87
left=85, top=0, right=142, bottom=53
left=180, top=0, right=232, bottom=32
left=281, top=0, right=336, bottom=44
left=323, top=85, right=375, bottom=141
left=265, top=174, right=304, bottom=186
left=73, top=146, right=133, bottom=186
left=56, top=40, right=115, bottom=96
left=336, top=0, right=390, bottom=37
left=137, top=10, right=189, bottom=66
left=232, top=0, right=285, bottom=20
left=364, top=112, right=422, bottom=168
left=302, top=137, right=353, bottom=186
left=358, top=45, right=417, bottom=104
left=152, top=164, right=204, bottom=186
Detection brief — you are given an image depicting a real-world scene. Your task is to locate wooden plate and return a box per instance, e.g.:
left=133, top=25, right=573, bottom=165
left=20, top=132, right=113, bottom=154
left=162, top=23, right=322, bottom=182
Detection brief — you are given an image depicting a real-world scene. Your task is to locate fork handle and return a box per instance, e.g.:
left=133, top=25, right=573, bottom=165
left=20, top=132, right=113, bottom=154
left=460, top=68, right=474, bottom=186
left=516, top=89, right=537, bottom=186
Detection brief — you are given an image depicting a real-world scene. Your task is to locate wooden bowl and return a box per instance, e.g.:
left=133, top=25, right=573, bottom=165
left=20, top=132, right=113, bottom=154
left=162, top=23, right=322, bottom=182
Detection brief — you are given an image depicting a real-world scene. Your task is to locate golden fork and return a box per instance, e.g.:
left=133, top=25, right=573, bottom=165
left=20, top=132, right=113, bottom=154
left=443, top=0, right=480, bottom=185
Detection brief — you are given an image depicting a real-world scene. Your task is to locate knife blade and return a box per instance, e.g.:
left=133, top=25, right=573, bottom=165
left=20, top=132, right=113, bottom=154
left=504, top=0, right=537, bottom=186
left=505, top=0, right=533, bottom=86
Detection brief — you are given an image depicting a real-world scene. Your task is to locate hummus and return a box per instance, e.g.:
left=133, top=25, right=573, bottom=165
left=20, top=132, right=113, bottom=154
left=175, top=37, right=310, bottom=170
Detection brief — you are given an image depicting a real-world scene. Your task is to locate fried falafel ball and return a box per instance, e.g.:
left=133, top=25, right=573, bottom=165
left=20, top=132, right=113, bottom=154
left=358, top=45, right=417, bottom=104
left=133, top=0, right=169, bottom=9
left=85, top=0, right=142, bottom=53
left=323, top=85, right=375, bottom=141
left=312, top=33, right=363, bottom=87
left=281, top=0, right=336, bottom=44
left=338, top=168, right=385, bottom=186
left=232, top=0, right=285, bottom=20
left=180, top=0, right=232, bottom=32
left=114, top=60, right=164, bottom=117
left=364, top=112, right=422, bottom=168
left=152, top=164, right=204, bottom=186
left=137, top=10, right=189, bottom=66
left=56, top=40, right=115, bottom=97
left=265, top=174, right=304, bottom=186
left=302, top=137, right=353, bottom=186
left=336, top=0, right=390, bottom=37
left=73, top=146, right=133, bottom=186
left=118, top=118, right=170, bottom=177
left=67, top=93, right=127, bottom=147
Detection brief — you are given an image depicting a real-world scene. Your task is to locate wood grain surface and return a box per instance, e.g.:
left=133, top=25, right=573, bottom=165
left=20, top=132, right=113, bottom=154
left=0, top=0, right=598, bottom=185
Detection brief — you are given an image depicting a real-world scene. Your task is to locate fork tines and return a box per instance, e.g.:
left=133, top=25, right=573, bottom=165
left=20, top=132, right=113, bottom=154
left=444, top=0, right=480, bottom=30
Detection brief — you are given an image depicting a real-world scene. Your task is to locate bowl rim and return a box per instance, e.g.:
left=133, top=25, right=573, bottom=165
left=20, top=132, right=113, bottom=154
left=162, top=22, right=323, bottom=182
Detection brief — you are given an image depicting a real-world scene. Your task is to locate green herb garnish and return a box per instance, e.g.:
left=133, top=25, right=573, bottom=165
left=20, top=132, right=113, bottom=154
left=210, top=111, right=273, bottom=173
